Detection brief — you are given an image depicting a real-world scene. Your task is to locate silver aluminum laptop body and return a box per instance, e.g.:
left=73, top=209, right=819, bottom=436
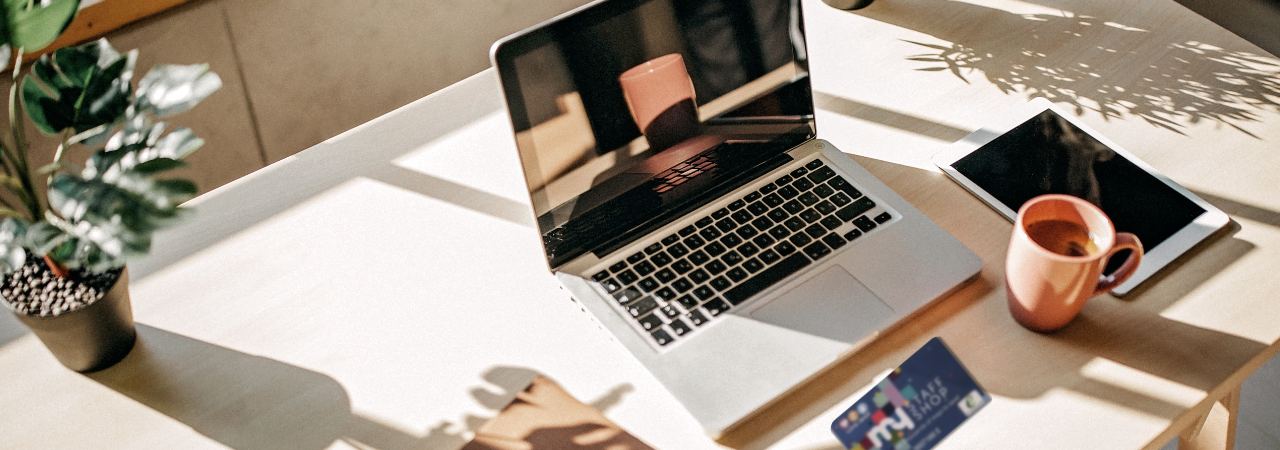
left=491, top=0, right=982, bottom=436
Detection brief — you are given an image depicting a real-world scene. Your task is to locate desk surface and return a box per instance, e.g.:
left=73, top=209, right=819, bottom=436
left=4, top=0, right=1280, bottom=449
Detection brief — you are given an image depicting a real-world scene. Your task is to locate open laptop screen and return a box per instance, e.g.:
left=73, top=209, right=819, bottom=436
left=494, top=0, right=816, bottom=267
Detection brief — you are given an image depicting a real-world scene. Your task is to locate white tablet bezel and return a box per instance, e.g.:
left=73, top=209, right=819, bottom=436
left=932, top=97, right=1229, bottom=296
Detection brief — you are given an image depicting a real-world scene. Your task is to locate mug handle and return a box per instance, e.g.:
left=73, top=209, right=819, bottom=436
left=1093, top=232, right=1144, bottom=296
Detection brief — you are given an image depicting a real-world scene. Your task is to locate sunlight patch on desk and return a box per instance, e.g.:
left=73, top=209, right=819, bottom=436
left=392, top=111, right=529, bottom=206
left=1077, top=358, right=1203, bottom=413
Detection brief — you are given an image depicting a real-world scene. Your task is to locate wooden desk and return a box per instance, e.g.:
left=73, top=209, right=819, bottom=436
left=3, top=0, right=1280, bottom=448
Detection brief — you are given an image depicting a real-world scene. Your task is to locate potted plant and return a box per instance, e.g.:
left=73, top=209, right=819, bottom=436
left=0, top=0, right=220, bottom=372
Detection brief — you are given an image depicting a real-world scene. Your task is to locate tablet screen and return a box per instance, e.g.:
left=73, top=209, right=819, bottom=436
left=951, top=109, right=1205, bottom=253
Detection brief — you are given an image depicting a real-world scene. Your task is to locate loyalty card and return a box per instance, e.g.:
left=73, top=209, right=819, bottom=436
left=831, top=337, right=989, bottom=450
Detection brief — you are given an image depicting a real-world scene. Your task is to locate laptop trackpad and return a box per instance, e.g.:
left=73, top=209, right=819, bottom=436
left=748, top=266, right=895, bottom=343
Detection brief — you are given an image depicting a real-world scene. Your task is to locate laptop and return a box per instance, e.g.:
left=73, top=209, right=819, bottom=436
left=490, top=0, right=982, bottom=436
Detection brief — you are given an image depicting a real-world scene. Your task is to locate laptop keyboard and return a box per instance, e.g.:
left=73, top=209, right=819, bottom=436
left=589, top=158, right=894, bottom=349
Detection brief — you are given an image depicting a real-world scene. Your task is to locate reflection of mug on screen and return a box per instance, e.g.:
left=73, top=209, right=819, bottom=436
left=618, top=54, right=699, bottom=151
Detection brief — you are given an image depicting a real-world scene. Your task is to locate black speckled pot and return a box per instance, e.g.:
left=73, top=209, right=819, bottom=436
left=10, top=268, right=136, bottom=372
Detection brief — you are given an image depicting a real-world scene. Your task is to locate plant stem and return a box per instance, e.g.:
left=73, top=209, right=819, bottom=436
left=42, top=254, right=68, bottom=278
left=7, top=50, right=41, bottom=221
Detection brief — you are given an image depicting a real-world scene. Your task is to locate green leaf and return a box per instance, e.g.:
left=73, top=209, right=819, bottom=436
left=0, top=217, right=28, bottom=272
left=21, top=40, right=136, bottom=136
left=24, top=221, right=67, bottom=256
left=131, top=157, right=186, bottom=175
left=2, top=0, right=79, bottom=52
left=135, top=63, right=221, bottom=117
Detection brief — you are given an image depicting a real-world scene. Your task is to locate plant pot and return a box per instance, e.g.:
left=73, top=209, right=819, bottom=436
left=9, top=267, right=136, bottom=373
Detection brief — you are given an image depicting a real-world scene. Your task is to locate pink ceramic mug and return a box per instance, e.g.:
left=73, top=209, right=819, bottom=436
left=618, top=53, right=699, bottom=150
left=1005, top=194, right=1143, bottom=332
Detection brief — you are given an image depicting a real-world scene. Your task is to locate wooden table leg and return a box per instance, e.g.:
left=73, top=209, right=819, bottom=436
left=1178, top=385, right=1243, bottom=450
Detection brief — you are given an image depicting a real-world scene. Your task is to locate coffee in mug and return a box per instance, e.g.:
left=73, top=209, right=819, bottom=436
left=1005, top=194, right=1143, bottom=332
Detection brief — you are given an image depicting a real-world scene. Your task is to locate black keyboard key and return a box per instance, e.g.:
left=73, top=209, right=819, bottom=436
left=743, top=258, right=765, bottom=273
left=778, top=185, right=800, bottom=199
left=688, top=250, right=710, bottom=265
left=793, top=178, right=815, bottom=192
left=727, top=267, right=749, bottom=282
left=721, top=233, right=743, bottom=248
left=854, top=216, right=878, bottom=232
left=609, top=261, right=628, bottom=272
left=634, top=261, right=656, bottom=276
left=672, top=278, right=694, bottom=292
left=660, top=305, right=681, bottom=319
left=722, top=251, right=744, bottom=266
left=760, top=184, right=777, bottom=194
left=820, top=215, right=843, bottom=231
left=706, top=260, right=727, bottom=275
left=803, top=241, right=832, bottom=260
left=627, top=252, right=646, bottom=263
left=679, top=225, right=697, bottom=237
left=700, top=226, right=722, bottom=241
left=724, top=252, right=812, bottom=305
left=651, top=328, right=675, bottom=346
left=798, top=192, right=820, bottom=206
left=805, top=159, right=824, bottom=169
left=789, top=233, right=812, bottom=247
left=752, top=234, right=776, bottom=248
left=731, top=210, right=753, bottom=224
left=628, top=296, right=659, bottom=317
left=739, top=242, right=759, bottom=257
left=668, top=243, right=689, bottom=258
left=696, top=217, right=714, bottom=228
left=638, top=277, right=660, bottom=292
left=844, top=229, right=863, bottom=241
left=813, top=184, right=835, bottom=198
left=712, top=208, right=731, bottom=219
left=672, top=259, right=694, bottom=274
left=729, top=199, right=746, bottom=210
left=759, top=249, right=781, bottom=265
left=836, top=197, right=876, bottom=221
left=645, top=243, right=663, bottom=254
left=703, top=298, right=730, bottom=316
left=875, top=212, right=893, bottom=224
left=830, top=192, right=852, bottom=207
left=815, top=200, right=836, bottom=216
left=776, top=174, right=793, bottom=185
left=677, top=295, right=700, bottom=309
left=704, top=242, right=727, bottom=257
left=683, top=235, right=705, bottom=249
left=617, top=270, right=639, bottom=285
left=638, top=313, right=665, bottom=331
left=774, top=241, right=797, bottom=256
left=751, top=216, right=775, bottom=231
left=715, top=218, right=737, bottom=232
left=767, top=208, right=789, bottom=222
left=783, top=200, right=804, bottom=214
left=747, top=201, right=769, bottom=216
left=592, top=270, right=610, bottom=281
left=808, top=166, right=837, bottom=184
left=689, top=269, right=710, bottom=284
left=805, top=223, right=827, bottom=239
left=655, top=268, right=676, bottom=283
left=614, top=287, right=644, bottom=304
left=691, top=286, right=714, bottom=302
left=790, top=166, right=809, bottom=178
left=762, top=193, right=784, bottom=207
left=784, top=217, right=806, bottom=232
left=822, top=232, right=848, bottom=250
left=769, top=225, right=791, bottom=240
left=669, top=319, right=693, bottom=336
left=662, top=234, right=680, bottom=246
left=651, top=252, right=673, bottom=267
left=800, top=208, right=822, bottom=224
left=745, top=191, right=762, bottom=202
left=829, top=177, right=863, bottom=200
left=710, top=276, right=732, bottom=291
left=601, top=278, right=622, bottom=293
left=687, top=310, right=709, bottom=326
left=737, top=224, right=758, bottom=240
left=654, top=287, right=677, bottom=301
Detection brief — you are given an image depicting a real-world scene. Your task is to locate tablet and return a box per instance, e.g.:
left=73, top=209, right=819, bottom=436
left=933, top=98, right=1229, bottom=296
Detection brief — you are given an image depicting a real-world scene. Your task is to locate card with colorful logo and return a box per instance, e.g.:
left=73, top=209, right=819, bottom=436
left=830, top=337, right=989, bottom=450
